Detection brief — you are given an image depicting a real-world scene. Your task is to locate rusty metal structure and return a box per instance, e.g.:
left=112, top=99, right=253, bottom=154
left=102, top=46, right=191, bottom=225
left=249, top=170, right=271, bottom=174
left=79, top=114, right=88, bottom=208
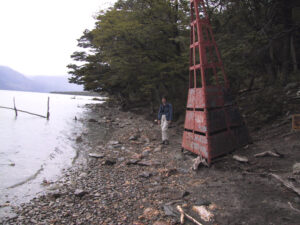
left=292, top=114, right=300, bottom=130
left=182, top=0, right=250, bottom=165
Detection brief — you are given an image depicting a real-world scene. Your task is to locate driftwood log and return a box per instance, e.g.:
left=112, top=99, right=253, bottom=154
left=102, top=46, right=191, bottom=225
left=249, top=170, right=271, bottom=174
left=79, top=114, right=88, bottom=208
left=288, top=202, right=300, bottom=213
left=270, top=173, right=300, bottom=196
left=176, top=205, right=203, bottom=225
left=192, top=156, right=208, bottom=170
left=254, top=151, right=283, bottom=158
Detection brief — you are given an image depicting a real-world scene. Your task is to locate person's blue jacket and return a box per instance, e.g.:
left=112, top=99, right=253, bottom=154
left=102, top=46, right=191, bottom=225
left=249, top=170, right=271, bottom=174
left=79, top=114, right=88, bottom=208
left=158, top=103, right=173, bottom=121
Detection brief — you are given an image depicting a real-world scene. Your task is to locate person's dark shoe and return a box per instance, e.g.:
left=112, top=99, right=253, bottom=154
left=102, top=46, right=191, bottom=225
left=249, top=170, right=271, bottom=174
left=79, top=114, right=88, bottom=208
left=164, top=140, right=169, bottom=145
left=161, top=141, right=165, bottom=145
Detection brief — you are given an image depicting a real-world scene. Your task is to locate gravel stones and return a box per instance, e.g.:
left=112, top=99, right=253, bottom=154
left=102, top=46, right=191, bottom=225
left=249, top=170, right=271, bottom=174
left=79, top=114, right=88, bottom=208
left=293, top=163, right=300, bottom=174
left=88, top=153, right=105, bottom=158
left=74, top=189, right=88, bottom=197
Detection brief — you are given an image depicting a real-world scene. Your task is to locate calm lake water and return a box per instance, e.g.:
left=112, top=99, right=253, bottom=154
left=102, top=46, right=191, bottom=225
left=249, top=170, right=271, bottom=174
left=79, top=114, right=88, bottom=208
left=0, top=90, right=103, bottom=213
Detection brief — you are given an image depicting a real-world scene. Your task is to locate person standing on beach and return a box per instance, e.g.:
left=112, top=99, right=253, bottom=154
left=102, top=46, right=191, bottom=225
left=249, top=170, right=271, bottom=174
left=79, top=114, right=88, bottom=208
left=157, top=96, right=173, bottom=145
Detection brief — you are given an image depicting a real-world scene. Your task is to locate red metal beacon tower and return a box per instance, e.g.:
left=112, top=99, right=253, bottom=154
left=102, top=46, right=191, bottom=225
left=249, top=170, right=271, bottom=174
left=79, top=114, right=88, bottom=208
left=182, top=0, right=251, bottom=165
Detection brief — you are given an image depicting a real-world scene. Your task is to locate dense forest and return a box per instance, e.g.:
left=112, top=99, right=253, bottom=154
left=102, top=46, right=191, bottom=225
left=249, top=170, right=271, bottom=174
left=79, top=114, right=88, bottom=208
left=68, top=0, right=300, bottom=120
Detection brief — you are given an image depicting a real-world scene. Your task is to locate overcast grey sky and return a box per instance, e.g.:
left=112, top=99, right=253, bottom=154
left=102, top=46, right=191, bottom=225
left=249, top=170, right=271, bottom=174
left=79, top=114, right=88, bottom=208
left=0, top=0, right=117, bottom=76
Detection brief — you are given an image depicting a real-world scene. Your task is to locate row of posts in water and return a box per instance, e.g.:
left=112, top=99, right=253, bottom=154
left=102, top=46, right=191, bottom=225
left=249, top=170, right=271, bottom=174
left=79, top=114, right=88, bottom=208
left=0, top=97, right=50, bottom=119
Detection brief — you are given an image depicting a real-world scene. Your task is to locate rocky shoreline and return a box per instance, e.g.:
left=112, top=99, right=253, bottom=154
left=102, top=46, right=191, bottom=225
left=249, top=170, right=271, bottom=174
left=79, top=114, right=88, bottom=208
left=2, top=102, right=300, bottom=224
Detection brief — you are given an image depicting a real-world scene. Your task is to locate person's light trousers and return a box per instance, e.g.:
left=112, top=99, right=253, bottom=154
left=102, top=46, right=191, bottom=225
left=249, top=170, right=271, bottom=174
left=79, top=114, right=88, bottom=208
left=161, top=115, right=169, bottom=141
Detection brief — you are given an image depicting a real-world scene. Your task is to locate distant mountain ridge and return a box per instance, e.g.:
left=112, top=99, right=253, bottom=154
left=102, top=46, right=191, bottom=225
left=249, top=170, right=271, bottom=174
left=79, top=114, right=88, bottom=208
left=0, top=66, right=83, bottom=92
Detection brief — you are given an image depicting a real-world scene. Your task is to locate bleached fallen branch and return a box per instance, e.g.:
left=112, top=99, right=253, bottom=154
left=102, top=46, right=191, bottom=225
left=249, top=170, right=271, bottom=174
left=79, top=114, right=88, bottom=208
left=176, top=205, right=203, bottom=225
left=288, top=202, right=300, bottom=213
left=233, top=155, right=249, bottom=163
left=270, top=173, right=300, bottom=196
left=254, top=151, right=283, bottom=158
left=192, top=156, right=208, bottom=170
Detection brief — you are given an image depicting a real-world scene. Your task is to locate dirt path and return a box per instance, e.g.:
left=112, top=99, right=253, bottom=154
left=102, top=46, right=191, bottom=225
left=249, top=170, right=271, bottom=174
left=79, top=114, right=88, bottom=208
left=3, top=102, right=300, bottom=225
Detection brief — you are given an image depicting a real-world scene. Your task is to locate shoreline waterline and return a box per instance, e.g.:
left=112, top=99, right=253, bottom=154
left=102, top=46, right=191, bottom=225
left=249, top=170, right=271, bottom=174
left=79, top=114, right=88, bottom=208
left=0, top=90, right=105, bottom=220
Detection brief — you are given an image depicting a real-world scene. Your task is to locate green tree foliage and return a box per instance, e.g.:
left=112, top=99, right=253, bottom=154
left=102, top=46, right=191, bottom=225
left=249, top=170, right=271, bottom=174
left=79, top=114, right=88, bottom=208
left=68, top=0, right=190, bottom=116
left=211, top=0, right=300, bottom=90
left=68, top=0, right=299, bottom=118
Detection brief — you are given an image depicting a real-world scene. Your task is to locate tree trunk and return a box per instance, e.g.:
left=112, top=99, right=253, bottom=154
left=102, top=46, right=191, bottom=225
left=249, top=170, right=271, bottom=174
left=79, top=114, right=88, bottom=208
left=174, top=0, right=180, bottom=55
left=281, top=0, right=293, bottom=84
left=247, top=75, right=255, bottom=91
left=269, top=42, right=277, bottom=82
left=290, top=34, right=298, bottom=72
left=282, top=34, right=291, bottom=84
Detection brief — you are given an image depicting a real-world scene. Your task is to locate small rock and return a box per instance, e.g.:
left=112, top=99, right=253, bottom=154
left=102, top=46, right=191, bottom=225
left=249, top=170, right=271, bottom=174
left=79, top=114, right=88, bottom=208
left=10, top=162, right=15, bottom=166
left=88, top=153, right=105, bottom=158
left=149, top=186, right=164, bottom=193
left=94, top=192, right=101, bottom=197
left=293, top=163, right=300, bottom=175
left=113, top=144, right=122, bottom=149
left=165, top=168, right=177, bottom=177
left=118, top=157, right=125, bottom=162
left=153, top=220, right=169, bottom=225
left=129, top=135, right=139, bottom=141
left=138, top=160, right=160, bottom=166
left=42, top=179, right=51, bottom=186
left=74, top=189, right=88, bottom=197
left=173, top=153, right=184, bottom=160
left=126, top=159, right=140, bottom=165
left=30, top=219, right=37, bottom=224
left=79, top=172, right=88, bottom=178
left=133, top=221, right=144, bottom=225
left=76, top=136, right=83, bottom=143
left=139, top=171, right=152, bottom=178
left=50, top=191, right=62, bottom=198
left=154, top=146, right=162, bottom=152
left=103, top=158, right=116, bottom=166
left=47, top=184, right=60, bottom=191
left=294, top=197, right=300, bottom=204
left=132, top=153, right=143, bottom=160
left=142, top=207, right=160, bottom=220
left=181, top=190, right=190, bottom=198
left=108, top=140, right=120, bottom=145
left=163, top=205, right=178, bottom=217
left=96, top=145, right=104, bottom=150
left=141, top=149, right=151, bottom=157
left=284, top=82, right=298, bottom=91
left=91, top=97, right=102, bottom=101
left=0, top=203, right=10, bottom=208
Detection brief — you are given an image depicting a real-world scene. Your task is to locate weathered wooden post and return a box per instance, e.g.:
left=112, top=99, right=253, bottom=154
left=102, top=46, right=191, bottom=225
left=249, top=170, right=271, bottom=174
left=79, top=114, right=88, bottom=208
left=0, top=99, right=47, bottom=118
left=47, top=97, right=50, bottom=120
left=13, top=97, right=18, bottom=117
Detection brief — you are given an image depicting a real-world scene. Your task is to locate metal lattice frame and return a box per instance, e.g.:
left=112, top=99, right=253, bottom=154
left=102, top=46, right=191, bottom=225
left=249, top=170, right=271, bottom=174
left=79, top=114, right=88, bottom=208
left=182, top=0, right=250, bottom=165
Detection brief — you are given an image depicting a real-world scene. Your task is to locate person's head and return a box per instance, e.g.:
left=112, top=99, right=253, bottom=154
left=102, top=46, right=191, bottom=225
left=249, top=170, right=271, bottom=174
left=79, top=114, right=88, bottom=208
left=161, top=96, right=167, bottom=104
